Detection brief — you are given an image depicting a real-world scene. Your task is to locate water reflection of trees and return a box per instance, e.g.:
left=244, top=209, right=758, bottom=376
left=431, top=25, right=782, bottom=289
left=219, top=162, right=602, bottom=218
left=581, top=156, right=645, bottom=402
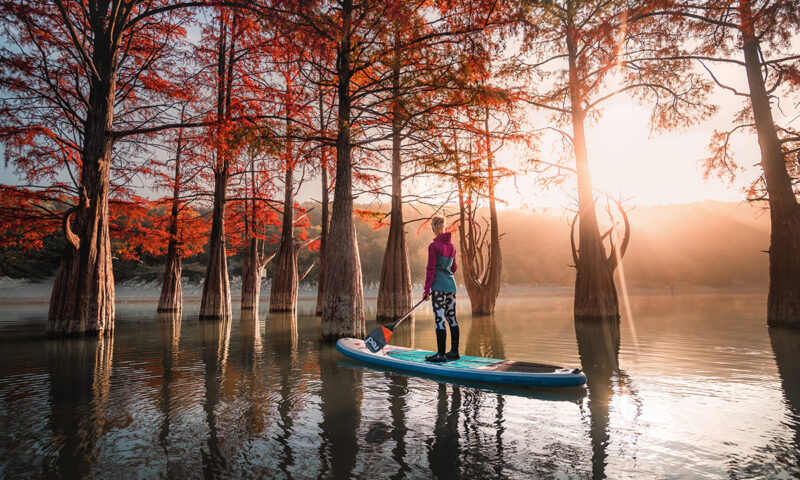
left=157, top=310, right=181, bottom=459
left=268, top=311, right=299, bottom=476
left=200, top=318, right=231, bottom=477
left=768, top=327, right=800, bottom=470
left=238, top=307, right=267, bottom=441
left=574, top=319, right=640, bottom=480
left=465, top=314, right=505, bottom=359
left=388, top=317, right=415, bottom=349
left=45, top=334, right=114, bottom=478
left=317, top=343, right=362, bottom=479
left=463, top=314, right=508, bottom=477
left=386, top=373, right=410, bottom=479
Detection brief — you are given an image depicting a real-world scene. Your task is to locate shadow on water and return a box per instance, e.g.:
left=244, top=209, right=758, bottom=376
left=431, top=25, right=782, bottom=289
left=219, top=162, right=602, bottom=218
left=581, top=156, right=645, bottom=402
left=200, top=317, right=231, bottom=478
left=768, top=327, right=800, bottom=470
left=44, top=334, right=114, bottom=478
left=574, top=319, right=622, bottom=480
left=318, top=341, right=363, bottom=479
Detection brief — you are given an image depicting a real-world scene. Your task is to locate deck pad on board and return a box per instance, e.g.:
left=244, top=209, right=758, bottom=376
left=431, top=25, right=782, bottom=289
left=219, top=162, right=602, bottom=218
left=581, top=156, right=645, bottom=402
left=384, top=349, right=503, bottom=369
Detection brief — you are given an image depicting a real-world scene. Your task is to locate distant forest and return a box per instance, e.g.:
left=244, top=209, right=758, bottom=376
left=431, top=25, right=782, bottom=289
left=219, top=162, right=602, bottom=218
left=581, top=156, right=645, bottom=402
left=0, top=200, right=769, bottom=290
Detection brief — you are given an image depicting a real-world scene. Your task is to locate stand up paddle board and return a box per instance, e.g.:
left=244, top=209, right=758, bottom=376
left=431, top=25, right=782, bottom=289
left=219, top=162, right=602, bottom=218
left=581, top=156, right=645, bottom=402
left=336, top=338, right=586, bottom=387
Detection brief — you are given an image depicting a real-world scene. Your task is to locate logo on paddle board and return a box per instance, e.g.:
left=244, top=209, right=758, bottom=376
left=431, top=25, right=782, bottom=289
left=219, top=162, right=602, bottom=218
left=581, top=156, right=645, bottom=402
left=365, top=336, right=379, bottom=352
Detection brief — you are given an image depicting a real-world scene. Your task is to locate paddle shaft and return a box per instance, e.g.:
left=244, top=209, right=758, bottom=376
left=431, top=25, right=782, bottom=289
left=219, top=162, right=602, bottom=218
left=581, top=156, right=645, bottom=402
left=388, top=298, right=427, bottom=332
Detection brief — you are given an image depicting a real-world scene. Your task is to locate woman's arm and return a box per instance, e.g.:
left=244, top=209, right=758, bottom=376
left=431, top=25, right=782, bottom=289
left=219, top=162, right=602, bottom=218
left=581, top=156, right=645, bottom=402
left=423, top=243, right=437, bottom=297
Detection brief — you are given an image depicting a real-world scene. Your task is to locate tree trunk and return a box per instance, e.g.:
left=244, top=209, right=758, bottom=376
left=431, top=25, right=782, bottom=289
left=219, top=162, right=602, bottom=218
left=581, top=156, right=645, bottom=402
left=199, top=170, right=232, bottom=320
left=270, top=162, right=298, bottom=312
left=320, top=0, right=366, bottom=340
left=377, top=38, right=413, bottom=322
left=48, top=42, right=117, bottom=336
left=316, top=92, right=329, bottom=316
left=200, top=13, right=235, bottom=321
left=158, top=140, right=183, bottom=313
left=455, top=114, right=502, bottom=315
left=740, top=18, right=800, bottom=327
left=567, top=29, right=620, bottom=321
left=481, top=116, right=502, bottom=313
left=158, top=247, right=182, bottom=312
left=241, top=238, right=265, bottom=310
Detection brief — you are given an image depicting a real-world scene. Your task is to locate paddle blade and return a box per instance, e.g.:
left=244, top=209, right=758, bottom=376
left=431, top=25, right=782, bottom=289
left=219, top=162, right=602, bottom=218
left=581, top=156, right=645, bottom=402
left=364, top=326, right=393, bottom=353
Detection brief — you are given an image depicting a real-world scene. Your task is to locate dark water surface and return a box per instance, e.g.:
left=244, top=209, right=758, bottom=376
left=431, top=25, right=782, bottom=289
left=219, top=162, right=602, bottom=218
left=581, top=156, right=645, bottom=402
left=1, top=294, right=798, bottom=479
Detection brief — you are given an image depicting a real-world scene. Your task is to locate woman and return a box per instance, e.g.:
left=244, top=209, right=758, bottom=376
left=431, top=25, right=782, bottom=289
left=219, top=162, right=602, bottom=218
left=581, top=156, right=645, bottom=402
left=423, top=216, right=459, bottom=362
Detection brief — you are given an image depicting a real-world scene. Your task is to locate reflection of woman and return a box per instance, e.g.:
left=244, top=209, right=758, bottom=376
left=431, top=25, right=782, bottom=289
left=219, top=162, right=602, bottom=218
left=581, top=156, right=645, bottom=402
left=423, top=216, right=459, bottom=362
left=428, top=383, right=461, bottom=478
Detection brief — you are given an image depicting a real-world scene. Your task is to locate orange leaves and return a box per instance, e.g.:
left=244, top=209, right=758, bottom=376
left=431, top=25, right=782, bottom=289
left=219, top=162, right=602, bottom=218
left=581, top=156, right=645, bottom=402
left=354, top=209, right=389, bottom=230
left=109, top=199, right=210, bottom=261
left=0, top=186, right=59, bottom=252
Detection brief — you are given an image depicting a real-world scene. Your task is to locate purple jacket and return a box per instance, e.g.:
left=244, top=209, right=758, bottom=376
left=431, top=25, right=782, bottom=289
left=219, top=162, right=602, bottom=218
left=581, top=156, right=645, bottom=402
left=424, top=232, right=458, bottom=296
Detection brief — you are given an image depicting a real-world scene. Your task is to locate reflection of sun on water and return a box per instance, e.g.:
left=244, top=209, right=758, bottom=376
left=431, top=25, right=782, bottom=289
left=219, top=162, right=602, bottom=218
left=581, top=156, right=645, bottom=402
left=613, top=390, right=639, bottom=422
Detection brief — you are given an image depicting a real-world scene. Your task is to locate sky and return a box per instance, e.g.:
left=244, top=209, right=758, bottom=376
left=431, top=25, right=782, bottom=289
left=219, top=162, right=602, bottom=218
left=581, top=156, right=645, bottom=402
left=494, top=93, right=762, bottom=210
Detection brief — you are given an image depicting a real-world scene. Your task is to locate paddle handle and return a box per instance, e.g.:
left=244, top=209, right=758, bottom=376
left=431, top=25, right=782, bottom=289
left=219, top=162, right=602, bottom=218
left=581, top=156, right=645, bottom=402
left=389, top=298, right=427, bottom=331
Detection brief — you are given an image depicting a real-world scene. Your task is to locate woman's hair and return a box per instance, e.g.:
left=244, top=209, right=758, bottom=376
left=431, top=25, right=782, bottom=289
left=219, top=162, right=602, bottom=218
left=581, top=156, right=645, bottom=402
left=431, top=215, right=445, bottom=232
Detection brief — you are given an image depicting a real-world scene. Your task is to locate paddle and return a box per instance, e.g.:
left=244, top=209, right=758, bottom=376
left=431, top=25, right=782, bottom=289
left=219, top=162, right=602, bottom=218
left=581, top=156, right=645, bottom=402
left=363, top=298, right=427, bottom=353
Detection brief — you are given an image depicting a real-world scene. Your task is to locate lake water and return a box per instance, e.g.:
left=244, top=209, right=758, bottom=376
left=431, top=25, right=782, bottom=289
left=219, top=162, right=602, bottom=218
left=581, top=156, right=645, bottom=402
left=1, top=293, right=798, bottom=479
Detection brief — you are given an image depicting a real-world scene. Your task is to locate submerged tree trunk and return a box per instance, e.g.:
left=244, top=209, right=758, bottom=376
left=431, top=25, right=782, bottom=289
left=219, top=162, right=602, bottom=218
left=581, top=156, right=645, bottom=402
left=377, top=39, right=412, bottom=322
left=316, top=92, right=329, bottom=316
left=241, top=238, right=275, bottom=310
left=200, top=12, right=236, bottom=321
left=316, top=149, right=329, bottom=315
left=48, top=44, right=117, bottom=336
left=740, top=20, right=800, bottom=327
left=455, top=114, right=502, bottom=315
left=320, top=0, right=365, bottom=340
left=200, top=171, right=232, bottom=320
left=158, top=244, right=182, bottom=312
left=270, top=161, right=298, bottom=312
left=159, top=129, right=184, bottom=312
left=567, top=30, right=621, bottom=322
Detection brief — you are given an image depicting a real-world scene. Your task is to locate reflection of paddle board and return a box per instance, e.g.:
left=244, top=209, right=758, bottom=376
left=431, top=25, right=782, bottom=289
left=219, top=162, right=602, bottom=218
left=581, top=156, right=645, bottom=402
left=336, top=338, right=586, bottom=387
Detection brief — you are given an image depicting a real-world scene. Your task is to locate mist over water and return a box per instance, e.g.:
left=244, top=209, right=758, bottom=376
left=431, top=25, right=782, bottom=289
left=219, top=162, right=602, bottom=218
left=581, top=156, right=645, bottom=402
left=1, top=294, right=798, bottom=479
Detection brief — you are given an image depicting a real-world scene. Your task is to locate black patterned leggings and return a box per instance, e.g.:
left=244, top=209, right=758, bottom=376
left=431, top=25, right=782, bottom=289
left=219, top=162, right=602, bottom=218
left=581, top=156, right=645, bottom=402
left=431, top=291, right=458, bottom=330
